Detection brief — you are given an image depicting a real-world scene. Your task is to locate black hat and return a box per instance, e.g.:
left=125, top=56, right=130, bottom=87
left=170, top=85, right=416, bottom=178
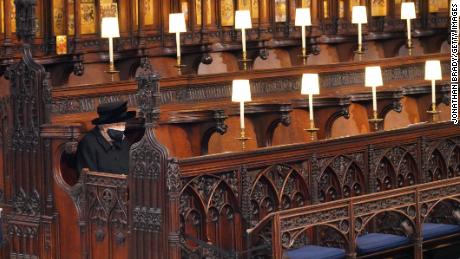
left=92, top=101, right=136, bottom=125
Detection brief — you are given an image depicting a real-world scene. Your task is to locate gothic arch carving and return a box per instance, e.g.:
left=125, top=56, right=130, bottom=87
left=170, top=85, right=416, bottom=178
left=317, top=155, right=366, bottom=202
left=250, top=164, right=309, bottom=222
left=375, top=157, right=397, bottom=192
left=447, top=146, right=460, bottom=178
left=374, top=146, right=419, bottom=191
left=427, top=149, right=448, bottom=182
left=425, top=139, right=459, bottom=181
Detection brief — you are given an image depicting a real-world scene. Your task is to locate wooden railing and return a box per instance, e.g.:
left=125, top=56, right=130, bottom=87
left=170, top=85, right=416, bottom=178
left=248, top=176, right=460, bottom=258
left=67, top=121, right=460, bottom=259
left=176, top=121, right=460, bottom=257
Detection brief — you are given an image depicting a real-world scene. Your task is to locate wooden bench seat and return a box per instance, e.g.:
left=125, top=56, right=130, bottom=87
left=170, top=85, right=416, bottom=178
left=422, top=223, right=460, bottom=241
left=356, top=233, right=411, bottom=255
left=284, top=245, right=346, bottom=259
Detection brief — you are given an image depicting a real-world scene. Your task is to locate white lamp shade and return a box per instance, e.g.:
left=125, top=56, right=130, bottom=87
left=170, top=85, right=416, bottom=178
left=232, top=80, right=252, bottom=102
left=295, top=8, right=312, bottom=26
left=452, top=0, right=460, bottom=17
left=352, top=6, right=367, bottom=24
left=101, top=17, right=120, bottom=38
left=425, top=60, right=442, bottom=80
left=235, top=10, right=252, bottom=29
left=365, top=66, right=383, bottom=87
left=401, top=2, right=416, bottom=19
left=169, top=13, right=187, bottom=33
left=301, top=73, right=320, bottom=95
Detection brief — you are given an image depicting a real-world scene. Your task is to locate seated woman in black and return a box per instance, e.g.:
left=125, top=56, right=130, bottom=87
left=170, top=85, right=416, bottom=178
left=76, top=101, right=135, bottom=174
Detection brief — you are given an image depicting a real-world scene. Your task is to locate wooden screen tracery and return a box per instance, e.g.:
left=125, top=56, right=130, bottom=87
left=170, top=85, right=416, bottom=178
left=317, top=155, right=366, bottom=202
left=179, top=172, right=242, bottom=256
left=427, top=149, right=448, bottom=181
left=448, top=146, right=460, bottom=178
left=250, top=164, right=309, bottom=224
left=425, top=139, right=460, bottom=182
left=373, top=146, right=419, bottom=192
left=376, top=157, right=398, bottom=191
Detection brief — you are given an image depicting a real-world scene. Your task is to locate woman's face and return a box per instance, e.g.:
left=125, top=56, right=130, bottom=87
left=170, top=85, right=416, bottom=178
left=105, top=122, right=126, bottom=132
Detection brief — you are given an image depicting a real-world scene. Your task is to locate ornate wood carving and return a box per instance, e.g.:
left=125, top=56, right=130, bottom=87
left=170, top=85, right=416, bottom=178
left=2, top=0, right=56, bottom=257
left=129, top=70, right=181, bottom=259
left=252, top=177, right=460, bottom=258
left=317, top=154, right=366, bottom=202
left=49, top=59, right=450, bottom=115
left=80, top=171, right=128, bottom=256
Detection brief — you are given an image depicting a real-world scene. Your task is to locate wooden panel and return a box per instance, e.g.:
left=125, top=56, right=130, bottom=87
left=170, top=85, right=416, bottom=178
left=271, top=109, right=310, bottom=146
left=208, top=116, right=258, bottom=153
left=330, top=104, right=368, bottom=138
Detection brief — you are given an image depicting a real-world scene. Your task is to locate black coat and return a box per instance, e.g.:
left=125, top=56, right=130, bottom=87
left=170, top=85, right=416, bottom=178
left=76, top=128, right=129, bottom=174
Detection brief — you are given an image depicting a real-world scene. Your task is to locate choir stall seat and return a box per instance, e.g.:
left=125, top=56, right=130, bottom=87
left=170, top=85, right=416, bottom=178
left=355, top=233, right=411, bottom=255
left=422, top=223, right=460, bottom=241
left=284, top=245, right=346, bottom=259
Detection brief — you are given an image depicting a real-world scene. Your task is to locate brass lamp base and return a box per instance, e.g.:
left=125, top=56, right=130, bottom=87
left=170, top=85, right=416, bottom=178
left=174, top=64, right=186, bottom=68
left=299, top=48, right=309, bottom=58
left=304, top=127, right=319, bottom=141
left=354, top=49, right=364, bottom=62
left=238, top=58, right=252, bottom=63
left=368, top=111, right=383, bottom=131
left=239, top=58, right=252, bottom=71
left=406, top=40, right=413, bottom=49
left=299, top=49, right=308, bottom=65
left=174, top=57, right=186, bottom=70
left=427, top=104, right=440, bottom=123
left=105, top=63, right=119, bottom=74
left=236, top=129, right=251, bottom=151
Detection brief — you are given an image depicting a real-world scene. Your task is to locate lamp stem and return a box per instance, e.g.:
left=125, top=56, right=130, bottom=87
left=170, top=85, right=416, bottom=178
left=308, top=94, right=314, bottom=122
left=240, top=101, right=245, bottom=129
left=431, top=80, right=436, bottom=105
left=176, top=32, right=181, bottom=60
left=301, top=25, right=306, bottom=56
left=358, top=23, right=362, bottom=52
left=407, top=19, right=412, bottom=48
left=242, top=28, right=247, bottom=60
left=372, top=85, right=377, bottom=112
left=108, top=37, right=114, bottom=67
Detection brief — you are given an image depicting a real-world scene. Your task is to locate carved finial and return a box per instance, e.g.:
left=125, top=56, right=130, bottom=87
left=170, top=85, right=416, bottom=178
left=136, top=71, right=161, bottom=126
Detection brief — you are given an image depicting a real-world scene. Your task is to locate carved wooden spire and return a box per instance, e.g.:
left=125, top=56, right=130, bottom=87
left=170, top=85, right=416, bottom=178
left=129, top=70, right=181, bottom=259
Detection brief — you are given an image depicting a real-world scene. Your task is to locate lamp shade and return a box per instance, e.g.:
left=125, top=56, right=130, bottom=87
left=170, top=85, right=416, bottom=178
left=235, top=10, right=252, bottom=29
left=365, top=66, right=383, bottom=87
left=401, top=2, right=416, bottom=19
left=352, top=6, right=367, bottom=24
left=301, top=73, right=320, bottom=95
left=169, top=13, right=187, bottom=33
left=232, top=80, right=252, bottom=102
left=101, top=17, right=120, bottom=38
left=295, top=8, right=312, bottom=26
left=425, top=60, right=442, bottom=80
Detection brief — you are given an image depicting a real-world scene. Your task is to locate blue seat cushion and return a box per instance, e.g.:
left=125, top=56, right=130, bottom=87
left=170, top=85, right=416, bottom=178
left=356, top=233, right=410, bottom=255
left=284, top=245, right=346, bottom=259
left=422, top=223, right=460, bottom=240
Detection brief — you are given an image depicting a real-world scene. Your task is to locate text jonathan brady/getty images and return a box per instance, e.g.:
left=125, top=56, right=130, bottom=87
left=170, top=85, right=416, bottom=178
left=452, top=2, right=459, bottom=124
